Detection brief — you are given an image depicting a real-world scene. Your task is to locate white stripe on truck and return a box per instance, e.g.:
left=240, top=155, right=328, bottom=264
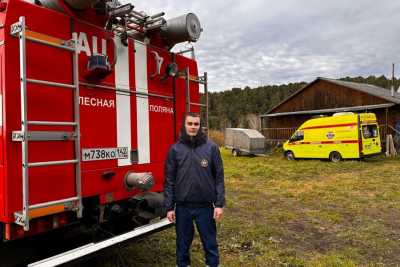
left=134, top=41, right=150, bottom=164
left=115, top=37, right=132, bottom=166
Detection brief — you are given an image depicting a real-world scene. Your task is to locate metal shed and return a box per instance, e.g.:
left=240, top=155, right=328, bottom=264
left=225, top=128, right=265, bottom=156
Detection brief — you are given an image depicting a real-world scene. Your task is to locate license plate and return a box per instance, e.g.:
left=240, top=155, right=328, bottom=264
left=82, top=147, right=129, bottom=162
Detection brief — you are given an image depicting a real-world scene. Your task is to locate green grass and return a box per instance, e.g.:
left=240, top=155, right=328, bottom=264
left=80, top=150, right=400, bottom=267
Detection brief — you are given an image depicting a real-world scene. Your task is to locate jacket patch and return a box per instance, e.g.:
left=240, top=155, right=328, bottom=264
left=200, top=158, right=209, bottom=168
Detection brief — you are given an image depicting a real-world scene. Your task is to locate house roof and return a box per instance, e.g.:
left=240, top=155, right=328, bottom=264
left=263, top=77, right=400, bottom=116
left=319, top=78, right=400, bottom=104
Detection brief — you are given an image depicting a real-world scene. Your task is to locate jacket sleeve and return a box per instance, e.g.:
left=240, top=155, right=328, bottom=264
left=212, top=144, right=225, bottom=208
left=164, top=146, right=177, bottom=211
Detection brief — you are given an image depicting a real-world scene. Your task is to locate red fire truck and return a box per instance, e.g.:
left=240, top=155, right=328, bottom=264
left=0, top=0, right=207, bottom=263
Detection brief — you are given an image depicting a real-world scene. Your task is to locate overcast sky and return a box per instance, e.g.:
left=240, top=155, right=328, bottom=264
left=129, top=0, right=400, bottom=92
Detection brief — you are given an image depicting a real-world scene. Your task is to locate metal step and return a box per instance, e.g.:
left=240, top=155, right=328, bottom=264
left=27, top=121, right=78, bottom=126
left=26, top=78, right=76, bottom=89
left=11, top=21, right=75, bottom=52
left=27, top=218, right=173, bottom=267
left=14, top=196, right=79, bottom=227
left=27, top=159, right=78, bottom=168
left=25, top=35, right=75, bottom=52
left=12, top=131, right=76, bottom=142
left=29, top=196, right=79, bottom=210
left=190, top=102, right=206, bottom=107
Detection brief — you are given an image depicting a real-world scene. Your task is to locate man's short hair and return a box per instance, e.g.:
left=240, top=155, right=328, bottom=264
left=185, top=112, right=201, bottom=120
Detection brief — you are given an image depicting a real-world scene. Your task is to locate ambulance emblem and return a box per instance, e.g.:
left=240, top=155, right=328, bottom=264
left=326, top=132, right=335, bottom=139
left=200, top=159, right=209, bottom=168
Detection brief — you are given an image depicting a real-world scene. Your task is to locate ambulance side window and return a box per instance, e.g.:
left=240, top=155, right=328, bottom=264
left=290, top=131, right=304, bottom=142
left=362, top=125, right=378, bottom=139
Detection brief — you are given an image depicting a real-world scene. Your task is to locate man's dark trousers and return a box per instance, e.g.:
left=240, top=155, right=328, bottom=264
left=175, top=204, right=219, bottom=267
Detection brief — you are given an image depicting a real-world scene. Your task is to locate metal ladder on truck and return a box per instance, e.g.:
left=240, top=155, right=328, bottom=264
left=182, top=68, right=209, bottom=135
left=10, top=16, right=83, bottom=231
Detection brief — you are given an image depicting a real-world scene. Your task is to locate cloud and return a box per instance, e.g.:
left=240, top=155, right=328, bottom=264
left=125, top=0, right=400, bottom=91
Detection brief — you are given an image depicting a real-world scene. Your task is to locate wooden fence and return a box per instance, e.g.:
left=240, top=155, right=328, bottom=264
left=262, top=128, right=297, bottom=141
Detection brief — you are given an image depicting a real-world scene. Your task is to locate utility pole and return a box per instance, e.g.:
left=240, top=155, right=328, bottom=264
left=391, top=63, right=395, bottom=97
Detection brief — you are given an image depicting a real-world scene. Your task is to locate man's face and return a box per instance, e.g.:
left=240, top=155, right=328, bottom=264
left=185, top=116, right=200, bottom=137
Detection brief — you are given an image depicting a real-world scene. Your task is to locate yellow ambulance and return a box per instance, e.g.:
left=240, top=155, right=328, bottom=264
left=283, top=112, right=382, bottom=162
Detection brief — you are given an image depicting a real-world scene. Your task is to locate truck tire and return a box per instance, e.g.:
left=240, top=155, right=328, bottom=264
left=329, top=151, right=342, bottom=162
left=284, top=151, right=295, bottom=161
left=232, top=149, right=240, bottom=157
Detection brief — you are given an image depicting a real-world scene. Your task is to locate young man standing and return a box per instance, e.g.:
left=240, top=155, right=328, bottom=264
left=164, top=112, right=225, bottom=267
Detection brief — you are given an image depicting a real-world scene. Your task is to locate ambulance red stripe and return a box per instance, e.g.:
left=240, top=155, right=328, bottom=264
left=301, top=123, right=357, bottom=130
left=288, top=140, right=359, bottom=145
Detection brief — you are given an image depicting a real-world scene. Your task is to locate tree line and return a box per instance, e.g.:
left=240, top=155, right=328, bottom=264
left=206, top=75, right=400, bottom=130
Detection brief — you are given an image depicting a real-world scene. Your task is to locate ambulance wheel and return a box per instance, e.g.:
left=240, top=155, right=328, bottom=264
left=232, top=149, right=240, bottom=157
left=285, top=151, right=295, bottom=161
left=329, top=151, right=342, bottom=162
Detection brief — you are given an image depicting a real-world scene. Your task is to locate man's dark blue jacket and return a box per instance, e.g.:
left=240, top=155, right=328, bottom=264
left=164, top=128, right=225, bottom=211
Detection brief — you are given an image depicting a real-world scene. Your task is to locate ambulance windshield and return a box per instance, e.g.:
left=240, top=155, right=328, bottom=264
left=290, top=131, right=304, bottom=142
left=362, top=125, right=378, bottom=139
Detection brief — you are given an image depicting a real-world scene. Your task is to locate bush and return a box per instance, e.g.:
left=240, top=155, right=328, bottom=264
left=208, top=130, right=224, bottom=147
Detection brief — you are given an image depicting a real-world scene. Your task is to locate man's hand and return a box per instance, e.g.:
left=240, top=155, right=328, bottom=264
left=167, top=210, right=176, bottom=223
left=214, top=207, right=223, bottom=221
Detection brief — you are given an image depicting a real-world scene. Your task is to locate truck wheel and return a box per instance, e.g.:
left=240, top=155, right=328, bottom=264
left=232, top=149, right=240, bottom=157
left=329, top=151, right=342, bottom=162
left=285, top=151, right=295, bottom=161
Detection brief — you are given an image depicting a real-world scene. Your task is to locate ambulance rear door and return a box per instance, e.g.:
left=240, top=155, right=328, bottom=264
left=360, top=123, right=381, bottom=156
